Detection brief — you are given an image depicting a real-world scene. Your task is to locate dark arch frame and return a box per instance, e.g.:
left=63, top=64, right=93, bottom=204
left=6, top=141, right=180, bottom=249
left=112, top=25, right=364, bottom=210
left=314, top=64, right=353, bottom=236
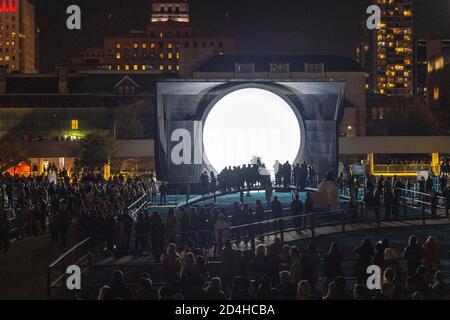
left=199, top=82, right=307, bottom=174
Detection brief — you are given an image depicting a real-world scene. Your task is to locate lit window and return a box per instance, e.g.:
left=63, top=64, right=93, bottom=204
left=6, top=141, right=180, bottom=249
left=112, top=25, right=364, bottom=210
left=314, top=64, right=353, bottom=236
left=176, top=65, right=180, bottom=71
left=117, top=65, right=121, bottom=71
left=71, top=120, right=79, bottom=130
left=435, top=57, right=444, bottom=70
left=159, top=32, right=163, bottom=38
left=159, top=53, right=164, bottom=59
left=133, top=64, right=138, bottom=71
left=133, top=42, right=138, bottom=49
left=403, top=10, right=412, bottom=17
left=116, top=42, right=121, bottom=49
left=142, top=42, right=147, bottom=49
left=116, top=52, right=121, bottom=59
left=168, top=42, right=173, bottom=49
left=176, top=52, right=180, bottom=59
left=150, top=42, right=155, bottom=49
left=168, top=52, right=173, bottom=59
left=159, top=65, right=164, bottom=71
left=168, top=65, right=173, bottom=71
left=125, top=65, right=130, bottom=71
left=434, top=87, right=440, bottom=101
left=142, top=65, right=146, bottom=71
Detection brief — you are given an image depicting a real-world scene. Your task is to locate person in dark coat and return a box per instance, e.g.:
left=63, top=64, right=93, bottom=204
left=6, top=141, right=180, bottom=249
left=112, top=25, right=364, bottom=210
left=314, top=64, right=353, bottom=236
left=232, top=276, right=255, bottom=300
left=101, top=270, right=133, bottom=300
left=353, top=238, right=374, bottom=284
left=180, top=207, right=191, bottom=246
left=304, top=192, right=314, bottom=226
left=150, top=212, right=165, bottom=262
left=271, top=196, right=283, bottom=232
left=257, top=275, right=280, bottom=300
left=404, top=235, right=422, bottom=277
left=323, top=242, right=344, bottom=290
left=252, top=244, right=275, bottom=288
left=290, top=193, right=304, bottom=229
left=278, top=270, right=297, bottom=300
left=0, top=212, right=11, bottom=254
left=220, top=241, right=239, bottom=291
left=373, top=241, right=385, bottom=269
left=57, top=204, right=70, bottom=246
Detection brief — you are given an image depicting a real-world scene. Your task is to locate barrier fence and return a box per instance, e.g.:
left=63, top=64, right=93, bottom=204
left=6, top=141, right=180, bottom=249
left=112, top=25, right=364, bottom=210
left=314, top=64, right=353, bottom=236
left=46, top=192, right=150, bottom=300
left=46, top=185, right=450, bottom=299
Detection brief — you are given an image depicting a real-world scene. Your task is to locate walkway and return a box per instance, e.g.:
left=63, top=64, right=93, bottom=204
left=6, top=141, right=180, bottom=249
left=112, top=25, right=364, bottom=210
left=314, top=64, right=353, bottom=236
left=0, top=227, right=79, bottom=300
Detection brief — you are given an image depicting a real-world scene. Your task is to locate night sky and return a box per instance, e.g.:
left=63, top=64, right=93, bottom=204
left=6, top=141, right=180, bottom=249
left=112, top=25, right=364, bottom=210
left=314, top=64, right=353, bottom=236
left=33, top=0, right=450, bottom=73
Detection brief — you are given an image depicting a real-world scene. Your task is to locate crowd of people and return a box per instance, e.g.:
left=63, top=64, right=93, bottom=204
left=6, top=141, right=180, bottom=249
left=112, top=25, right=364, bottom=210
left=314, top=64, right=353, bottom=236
left=0, top=170, right=150, bottom=254
left=81, top=192, right=312, bottom=259
left=339, top=170, right=450, bottom=223
left=96, top=234, right=449, bottom=300
left=198, top=160, right=317, bottom=196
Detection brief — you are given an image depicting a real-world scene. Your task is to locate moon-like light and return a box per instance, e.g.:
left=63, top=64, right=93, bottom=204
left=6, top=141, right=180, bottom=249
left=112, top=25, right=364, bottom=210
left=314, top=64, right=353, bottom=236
left=203, top=88, right=301, bottom=174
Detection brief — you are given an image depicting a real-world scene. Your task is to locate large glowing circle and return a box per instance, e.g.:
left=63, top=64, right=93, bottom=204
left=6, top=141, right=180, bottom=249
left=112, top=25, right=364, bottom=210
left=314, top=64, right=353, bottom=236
left=203, top=88, right=302, bottom=174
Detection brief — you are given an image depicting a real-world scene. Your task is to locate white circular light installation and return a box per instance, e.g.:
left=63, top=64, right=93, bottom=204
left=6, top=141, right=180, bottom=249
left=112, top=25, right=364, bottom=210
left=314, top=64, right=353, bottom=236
left=203, top=88, right=301, bottom=174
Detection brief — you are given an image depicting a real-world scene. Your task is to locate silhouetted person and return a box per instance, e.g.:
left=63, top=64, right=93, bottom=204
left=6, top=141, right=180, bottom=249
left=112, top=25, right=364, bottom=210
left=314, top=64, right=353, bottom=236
left=271, top=196, right=283, bottom=232
left=290, top=193, right=304, bottom=229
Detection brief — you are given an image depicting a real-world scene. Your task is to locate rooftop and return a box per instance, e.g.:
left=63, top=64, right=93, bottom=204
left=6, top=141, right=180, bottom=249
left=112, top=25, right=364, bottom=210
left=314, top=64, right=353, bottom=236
left=194, top=55, right=363, bottom=73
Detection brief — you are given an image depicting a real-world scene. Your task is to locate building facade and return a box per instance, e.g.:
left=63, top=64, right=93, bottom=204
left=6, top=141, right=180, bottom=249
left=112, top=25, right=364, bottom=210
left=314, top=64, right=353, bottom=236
left=70, top=0, right=235, bottom=75
left=0, top=0, right=36, bottom=73
left=192, top=54, right=367, bottom=137
left=357, top=0, right=414, bottom=97
left=0, top=65, right=161, bottom=175
left=415, top=38, right=450, bottom=101
left=427, top=48, right=450, bottom=110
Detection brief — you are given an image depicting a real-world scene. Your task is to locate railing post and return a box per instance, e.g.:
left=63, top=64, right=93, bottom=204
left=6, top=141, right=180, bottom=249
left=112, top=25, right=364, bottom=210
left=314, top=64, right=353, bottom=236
left=359, top=202, right=364, bottom=223
left=403, top=198, right=407, bottom=220
left=194, top=231, right=198, bottom=248
left=341, top=209, right=346, bottom=233
left=280, top=218, right=284, bottom=243
left=446, top=198, right=449, bottom=218
left=186, top=183, right=190, bottom=204
left=422, top=202, right=426, bottom=225
left=311, top=214, right=315, bottom=238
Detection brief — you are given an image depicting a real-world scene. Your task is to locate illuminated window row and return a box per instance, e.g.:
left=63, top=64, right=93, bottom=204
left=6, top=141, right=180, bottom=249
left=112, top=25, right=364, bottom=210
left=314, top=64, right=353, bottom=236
left=114, top=64, right=180, bottom=71
left=116, top=51, right=180, bottom=60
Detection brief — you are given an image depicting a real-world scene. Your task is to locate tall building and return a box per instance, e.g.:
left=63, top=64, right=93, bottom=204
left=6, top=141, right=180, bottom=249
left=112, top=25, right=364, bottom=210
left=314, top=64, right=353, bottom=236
left=415, top=38, right=450, bottom=100
left=0, top=0, right=36, bottom=73
left=70, top=0, right=235, bottom=75
left=427, top=48, right=450, bottom=110
left=358, top=0, right=414, bottom=96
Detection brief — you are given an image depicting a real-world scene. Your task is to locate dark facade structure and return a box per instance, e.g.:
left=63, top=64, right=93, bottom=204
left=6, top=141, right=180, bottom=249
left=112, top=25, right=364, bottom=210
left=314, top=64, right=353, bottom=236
left=156, top=80, right=346, bottom=183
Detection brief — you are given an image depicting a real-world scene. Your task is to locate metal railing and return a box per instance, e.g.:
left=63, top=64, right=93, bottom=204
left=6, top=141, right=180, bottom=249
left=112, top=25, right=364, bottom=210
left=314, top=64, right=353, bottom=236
left=164, top=188, right=448, bottom=254
left=373, top=164, right=434, bottom=174
left=46, top=237, right=93, bottom=300
left=46, top=187, right=449, bottom=299
left=46, top=192, right=151, bottom=300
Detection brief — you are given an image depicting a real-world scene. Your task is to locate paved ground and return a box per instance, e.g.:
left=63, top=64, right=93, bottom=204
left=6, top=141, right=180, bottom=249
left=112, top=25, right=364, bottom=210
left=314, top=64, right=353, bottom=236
left=0, top=227, right=79, bottom=300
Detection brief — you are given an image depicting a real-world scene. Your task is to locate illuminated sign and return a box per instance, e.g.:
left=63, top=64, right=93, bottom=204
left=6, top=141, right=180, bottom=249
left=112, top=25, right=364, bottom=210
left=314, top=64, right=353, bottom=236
left=0, top=0, right=17, bottom=13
